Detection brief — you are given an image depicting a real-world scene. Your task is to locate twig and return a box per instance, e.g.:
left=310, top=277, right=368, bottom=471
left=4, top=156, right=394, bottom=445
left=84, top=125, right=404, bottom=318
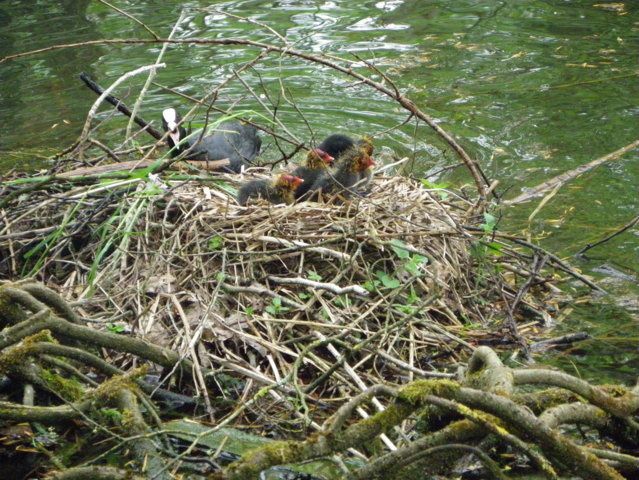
left=576, top=212, right=639, bottom=257
left=96, top=0, right=159, bottom=39
left=507, top=138, right=639, bottom=205
left=0, top=37, right=490, bottom=198
left=267, top=276, right=369, bottom=297
left=79, top=72, right=164, bottom=140
left=125, top=11, right=185, bottom=140
left=76, top=64, right=166, bottom=150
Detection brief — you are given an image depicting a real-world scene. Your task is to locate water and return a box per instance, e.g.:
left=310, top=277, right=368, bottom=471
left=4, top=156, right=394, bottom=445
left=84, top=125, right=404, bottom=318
left=0, top=0, right=638, bottom=382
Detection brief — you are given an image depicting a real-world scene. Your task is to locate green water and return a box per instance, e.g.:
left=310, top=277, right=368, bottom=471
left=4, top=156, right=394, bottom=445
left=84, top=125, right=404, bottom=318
left=0, top=0, right=638, bottom=382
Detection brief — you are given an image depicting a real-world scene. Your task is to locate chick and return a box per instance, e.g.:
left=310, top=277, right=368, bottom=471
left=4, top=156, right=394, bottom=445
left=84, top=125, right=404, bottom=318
left=310, top=146, right=375, bottom=199
left=318, top=134, right=355, bottom=159
left=355, top=137, right=375, bottom=189
left=292, top=148, right=334, bottom=200
left=237, top=174, right=304, bottom=206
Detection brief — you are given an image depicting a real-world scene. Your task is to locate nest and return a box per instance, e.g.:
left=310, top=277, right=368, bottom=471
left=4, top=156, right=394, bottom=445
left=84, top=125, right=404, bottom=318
left=0, top=169, right=560, bottom=427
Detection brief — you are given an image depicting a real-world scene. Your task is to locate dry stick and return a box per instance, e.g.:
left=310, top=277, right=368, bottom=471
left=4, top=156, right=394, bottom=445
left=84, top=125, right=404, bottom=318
left=267, top=275, right=369, bottom=297
left=504, top=255, right=548, bottom=360
left=125, top=10, right=185, bottom=140
left=507, top=138, right=639, bottom=205
left=576, top=212, right=639, bottom=256
left=464, top=226, right=605, bottom=293
left=212, top=8, right=289, bottom=45
left=400, top=444, right=510, bottom=480
left=48, top=466, right=145, bottom=480
left=58, top=158, right=230, bottom=178
left=425, top=395, right=556, bottom=479
left=79, top=73, right=164, bottom=140
left=76, top=63, right=166, bottom=153
left=0, top=37, right=490, bottom=198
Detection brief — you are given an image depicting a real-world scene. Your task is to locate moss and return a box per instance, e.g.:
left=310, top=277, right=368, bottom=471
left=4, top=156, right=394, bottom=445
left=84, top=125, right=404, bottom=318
left=0, top=289, right=28, bottom=328
left=91, top=366, right=148, bottom=404
left=398, top=379, right=460, bottom=405
left=0, top=330, right=55, bottom=372
left=228, top=440, right=309, bottom=480
left=40, top=368, right=84, bottom=401
left=514, top=388, right=581, bottom=414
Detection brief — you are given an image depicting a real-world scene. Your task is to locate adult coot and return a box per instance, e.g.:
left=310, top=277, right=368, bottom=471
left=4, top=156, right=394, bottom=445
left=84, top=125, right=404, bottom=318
left=162, top=108, right=261, bottom=173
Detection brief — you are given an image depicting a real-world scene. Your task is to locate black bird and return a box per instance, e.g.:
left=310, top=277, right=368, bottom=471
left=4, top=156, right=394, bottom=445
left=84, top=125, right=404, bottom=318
left=237, top=174, right=304, bottom=206
left=318, top=134, right=374, bottom=158
left=311, top=146, right=375, bottom=199
left=162, top=108, right=261, bottom=173
left=318, top=134, right=375, bottom=187
left=318, top=134, right=355, bottom=160
left=292, top=148, right=334, bottom=200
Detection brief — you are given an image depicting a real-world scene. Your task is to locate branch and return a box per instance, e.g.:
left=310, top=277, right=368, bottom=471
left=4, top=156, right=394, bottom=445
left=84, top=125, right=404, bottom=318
left=507, top=138, right=639, bottom=205
left=267, top=276, right=369, bottom=297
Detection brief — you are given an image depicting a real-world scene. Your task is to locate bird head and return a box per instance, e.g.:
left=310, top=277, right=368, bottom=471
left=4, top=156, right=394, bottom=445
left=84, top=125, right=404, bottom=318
left=357, top=136, right=374, bottom=156
left=162, top=108, right=184, bottom=148
left=354, top=150, right=375, bottom=172
left=307, top=148, right=335, bottom=168
left=278, top=174, right=305, bottom=191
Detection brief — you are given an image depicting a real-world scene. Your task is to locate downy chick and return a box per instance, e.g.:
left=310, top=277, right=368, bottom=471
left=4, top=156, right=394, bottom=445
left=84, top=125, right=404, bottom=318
left=292, top=148, right=334, bottom=200
left=237, top=174, right=304, bottom=206
left=355, top=137, right=375, bottom=189
left=310, top=146, right=375, bottom=199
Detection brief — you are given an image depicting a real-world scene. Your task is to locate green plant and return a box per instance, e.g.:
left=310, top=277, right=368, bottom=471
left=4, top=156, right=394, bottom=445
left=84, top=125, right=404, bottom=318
left=265, top=297, right=289, bottom=315
left=375, top=271, right=401, bottom=289
left=307, top=270, right=322, bottom=281
left=106, top=323, right=125, bottom=334
left=420, top=179, right=450, bottom=200
left=208, top=235, right=224, bottom=251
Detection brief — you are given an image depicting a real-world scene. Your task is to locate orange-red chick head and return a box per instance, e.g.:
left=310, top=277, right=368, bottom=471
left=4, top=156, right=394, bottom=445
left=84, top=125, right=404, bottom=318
left=307, top=148, right=334, bottom=168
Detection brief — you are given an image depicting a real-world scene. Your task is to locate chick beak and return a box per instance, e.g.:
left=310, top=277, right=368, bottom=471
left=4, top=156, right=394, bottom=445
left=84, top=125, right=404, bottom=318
left=292, top=177, right=304, bottom=188
left=366, top=157, right=376, bottom=168
left=324, top=153, right=335, bottom=165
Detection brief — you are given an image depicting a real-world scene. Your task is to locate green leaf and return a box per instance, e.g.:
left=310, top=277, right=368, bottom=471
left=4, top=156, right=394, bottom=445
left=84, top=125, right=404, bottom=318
left=486, top=242, right=503, bottom=257
left=407, top=287, right=419, bottom=304
left=106, top=323, right=125, bottom=334
left=363, top=280, right=380, bottom=292
left=208, top=235, right=224, bottom=251
left=396, top=304, right=417, bottom=315
left=307, top=270, right=322, bottom=282
left=405, top=254, right=428, bottom=276
left=420, top=179, right=450, bottom=189
left=265, top=297, right=289, bottom=315
left=376, top=271, right=401, bottom=289
left=481, top=212, right=497, bottom=233
left=244, top=306, right=254, bottom=316
left=390, top=239, right=411, bottom=259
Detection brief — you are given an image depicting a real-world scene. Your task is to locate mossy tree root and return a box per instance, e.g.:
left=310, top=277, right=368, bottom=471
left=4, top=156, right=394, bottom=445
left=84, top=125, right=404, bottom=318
left=224, top=348, right=637, bottom=480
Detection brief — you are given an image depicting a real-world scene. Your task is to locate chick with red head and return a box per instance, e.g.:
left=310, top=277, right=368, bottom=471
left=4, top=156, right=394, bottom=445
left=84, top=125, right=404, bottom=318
left=237, top=174, right=304, bottom=206
left=292, top=148, right=334, bottom=200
